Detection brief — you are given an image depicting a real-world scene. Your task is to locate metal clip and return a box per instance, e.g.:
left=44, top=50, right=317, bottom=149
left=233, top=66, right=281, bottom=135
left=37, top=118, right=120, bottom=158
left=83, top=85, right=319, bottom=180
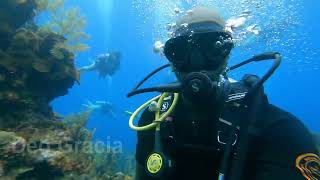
left=217, top=131, right=238, bottom=146
left=148, top=101, right=159, bottom=112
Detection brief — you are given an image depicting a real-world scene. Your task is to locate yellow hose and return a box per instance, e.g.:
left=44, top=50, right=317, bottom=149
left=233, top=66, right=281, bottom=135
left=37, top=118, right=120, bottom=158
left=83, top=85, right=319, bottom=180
left=129, top=93, right=179, bottom=131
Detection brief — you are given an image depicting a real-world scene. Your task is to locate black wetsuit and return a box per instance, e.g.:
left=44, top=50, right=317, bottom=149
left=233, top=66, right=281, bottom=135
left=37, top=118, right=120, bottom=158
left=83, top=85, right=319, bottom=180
left=135, top=80, right=318, bottom=180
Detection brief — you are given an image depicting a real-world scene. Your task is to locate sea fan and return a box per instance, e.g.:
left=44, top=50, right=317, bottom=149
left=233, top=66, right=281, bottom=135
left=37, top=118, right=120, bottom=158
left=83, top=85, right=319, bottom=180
left=34, top=0, right=90, bottom=59
left=47, top=0, right=64, bottom=11
left=67, top=43, right=90, bottom=52
left=33, top=0, right=49, bottom=12
left=50, top=42, right=89, bottom=60
left=34, top=0, right=63, bottom=12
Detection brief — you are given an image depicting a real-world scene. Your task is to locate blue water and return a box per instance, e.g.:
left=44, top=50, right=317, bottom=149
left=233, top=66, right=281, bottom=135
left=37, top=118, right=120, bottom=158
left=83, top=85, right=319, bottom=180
left=51, top=0, right=320, bottom=152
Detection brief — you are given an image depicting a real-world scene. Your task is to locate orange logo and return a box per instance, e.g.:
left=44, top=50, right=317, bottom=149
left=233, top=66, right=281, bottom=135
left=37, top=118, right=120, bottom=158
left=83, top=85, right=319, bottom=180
left=295, top=153, right=320, bottom=180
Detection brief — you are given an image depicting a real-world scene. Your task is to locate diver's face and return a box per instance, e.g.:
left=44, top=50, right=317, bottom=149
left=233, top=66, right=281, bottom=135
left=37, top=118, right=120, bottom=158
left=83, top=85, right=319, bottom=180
left=164, top=32, right=232, bottom=80
left=171, top=52, right=228, bottom=83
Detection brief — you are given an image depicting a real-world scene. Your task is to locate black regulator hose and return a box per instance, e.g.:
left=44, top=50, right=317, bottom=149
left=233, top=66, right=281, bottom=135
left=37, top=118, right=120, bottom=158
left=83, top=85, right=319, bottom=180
left=133, top=64, right=171, bottom=90
left=228, top=52, right=281, bottom=96
left=128, top=52, right=281, bottom=99
left=127, top=63, right=172, bottom=97
left=218, top=52, right=281, bottom=180
left=127, top=82, right=181, bottom=97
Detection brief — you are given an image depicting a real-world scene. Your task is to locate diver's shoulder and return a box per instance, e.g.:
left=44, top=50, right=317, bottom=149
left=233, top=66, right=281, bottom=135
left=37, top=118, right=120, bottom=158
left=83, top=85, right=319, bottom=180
left=261, top=104, right=317, bottom=151
left=263, top=104, right=308, bottom=132
left=264, top=104, right=298, bottom=121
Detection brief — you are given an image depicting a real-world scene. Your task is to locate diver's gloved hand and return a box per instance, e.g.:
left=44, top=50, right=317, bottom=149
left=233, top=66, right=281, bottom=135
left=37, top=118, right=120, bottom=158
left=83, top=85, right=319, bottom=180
left=241, top=74, right=268, bottom=107
left=242, top=74, right=260, bottom=88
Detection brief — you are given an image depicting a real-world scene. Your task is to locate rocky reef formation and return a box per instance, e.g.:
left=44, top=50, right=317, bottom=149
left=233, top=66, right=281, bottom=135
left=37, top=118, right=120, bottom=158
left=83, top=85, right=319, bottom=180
left=0, top=0, right=36, bottom=50
left=0, top=0, right=132, bottom=179
left=314, top=133, right=320, bottom=153
left=0, top=0, right=80, bottom=128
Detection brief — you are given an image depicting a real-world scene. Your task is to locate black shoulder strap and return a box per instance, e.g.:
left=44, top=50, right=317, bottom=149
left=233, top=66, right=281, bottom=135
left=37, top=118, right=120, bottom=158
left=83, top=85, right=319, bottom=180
left=236, top=74, right=283, bottom=137
left=226, top=74, right=270, bottom=180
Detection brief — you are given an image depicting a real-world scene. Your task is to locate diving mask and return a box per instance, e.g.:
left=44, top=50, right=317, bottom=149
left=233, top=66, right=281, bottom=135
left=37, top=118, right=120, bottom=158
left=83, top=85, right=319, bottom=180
left=164, top=22, right=234, bottom=72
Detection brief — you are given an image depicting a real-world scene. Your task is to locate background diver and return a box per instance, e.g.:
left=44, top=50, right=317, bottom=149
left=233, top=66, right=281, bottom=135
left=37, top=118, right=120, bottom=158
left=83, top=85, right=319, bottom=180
left=78, top=51, right=121, bottom=79
left=82, top=100, right=116, bottom=119
left=128, top=7, right=319, bottom=180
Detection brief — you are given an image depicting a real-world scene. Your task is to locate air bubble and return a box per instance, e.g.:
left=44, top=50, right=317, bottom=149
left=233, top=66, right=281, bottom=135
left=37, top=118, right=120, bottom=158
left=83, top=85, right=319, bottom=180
left=215, top=41, right=223, bottom=48
left=173, top=7, right=183, bottom=14
left=224, top=39, right=232, bottom=44
left=180, top=23, right=189, bottom=28
left=186, top=9, right=193, bottom=15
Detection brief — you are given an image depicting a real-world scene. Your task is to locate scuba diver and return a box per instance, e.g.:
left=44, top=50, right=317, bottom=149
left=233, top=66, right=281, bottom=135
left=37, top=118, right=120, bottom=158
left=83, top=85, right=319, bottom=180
left=78, top=51, right=121, bottom=78
left=127, top=7, right=319, bottom=180
left=82, top=100, right=116, bottom=119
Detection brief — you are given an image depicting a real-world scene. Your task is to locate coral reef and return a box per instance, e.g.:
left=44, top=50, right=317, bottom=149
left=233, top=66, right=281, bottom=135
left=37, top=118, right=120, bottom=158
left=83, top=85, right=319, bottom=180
left=0, top=0, right=133, bottom=179
left=62, top=111, right=134, bottom=180
left=0, top=112, right=93, bottom=179
left=0, top=0, right=36, bottom=49
left=63, top=110, right=94, bottom=143
left=0, top=108, right=134, bottom=179
left=0, top=0, right=80, bottom=130
left=0, top=0, right=88, bottom=179
left=0, top=27, right=80, bottom=129
left=118, top=154, right=136, bottom=177
left=314, top=133, right=320, bottom=153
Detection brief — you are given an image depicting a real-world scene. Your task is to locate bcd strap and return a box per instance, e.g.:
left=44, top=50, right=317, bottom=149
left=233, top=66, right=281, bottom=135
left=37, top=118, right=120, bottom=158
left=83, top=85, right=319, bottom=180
left=158, top=74, right=279, bottom=159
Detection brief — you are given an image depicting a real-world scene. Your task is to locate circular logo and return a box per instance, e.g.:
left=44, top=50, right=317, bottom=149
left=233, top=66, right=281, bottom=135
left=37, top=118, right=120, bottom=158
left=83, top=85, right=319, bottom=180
left=161, top=102, right=169, bottom=111
left=296, top=153, right=320, bottom=180
left=146, top=153, right=163, bottom=174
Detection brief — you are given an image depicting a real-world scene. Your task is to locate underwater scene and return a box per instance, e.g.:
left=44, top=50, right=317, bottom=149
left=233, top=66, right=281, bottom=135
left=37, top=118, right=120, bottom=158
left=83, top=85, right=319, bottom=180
left=0, top=0, right=319, bottom=179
